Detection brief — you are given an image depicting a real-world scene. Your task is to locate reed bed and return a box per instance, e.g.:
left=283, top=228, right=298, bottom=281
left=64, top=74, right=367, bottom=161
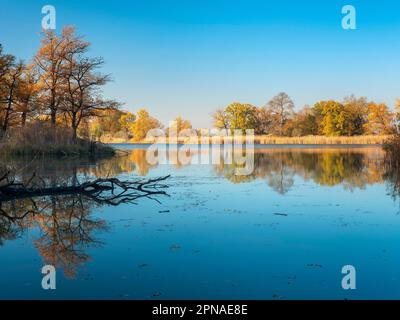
left=253, top=135, right=390, bottom=145
left=0, top=124, right=115, bottom=156
left=106, top=135, right=391, bottom=145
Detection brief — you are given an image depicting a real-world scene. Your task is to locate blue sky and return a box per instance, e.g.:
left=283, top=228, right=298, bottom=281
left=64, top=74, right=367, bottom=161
left=1, top=0, right=400, bottom=127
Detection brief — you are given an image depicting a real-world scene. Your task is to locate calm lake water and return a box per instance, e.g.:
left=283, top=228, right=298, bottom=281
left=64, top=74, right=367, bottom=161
left=1, top=144, right=400, bottom=299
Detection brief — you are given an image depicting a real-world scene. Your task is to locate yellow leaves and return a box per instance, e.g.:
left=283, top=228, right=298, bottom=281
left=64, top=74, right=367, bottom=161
left=314, top=100, right=364, bottom=136
left=217, top=102, right=258, bottom=133
left=212, top=109, right=229, bottom=129
left=130, top=109, right=162, bottom=142
left=364, top=102, right=394, bottom=135
left=119, top=112, right=136, bottom=131
left=167, top=116, right=192, bottom=137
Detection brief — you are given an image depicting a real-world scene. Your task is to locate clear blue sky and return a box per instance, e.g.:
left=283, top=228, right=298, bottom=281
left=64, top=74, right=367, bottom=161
left=1, top=0, right=400, bottom=127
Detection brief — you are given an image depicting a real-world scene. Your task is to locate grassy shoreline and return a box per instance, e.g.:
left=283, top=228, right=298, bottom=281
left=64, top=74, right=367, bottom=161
left=0, top=142, right=116, bottom=157
left=0, top=125, right=116, bottom=157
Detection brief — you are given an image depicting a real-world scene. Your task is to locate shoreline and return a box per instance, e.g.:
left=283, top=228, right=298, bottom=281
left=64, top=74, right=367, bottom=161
left=102, top=135, right=390, bottom=146
left=109, top=142, right=383, bottom=147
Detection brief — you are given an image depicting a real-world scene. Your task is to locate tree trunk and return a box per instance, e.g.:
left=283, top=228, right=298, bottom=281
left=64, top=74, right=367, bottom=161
left=21, top=112, right=26, bottom=126
left=2, top=82, right=15, bottom=133
left=50, top=108, right=56, bottom=125
left=72, top=113, right=78, bottom=142
left=50, top=88, right=56, bottom=125
left=2, top=107, right=10, bottom=132
left=72, top=126, right=77, bottom=142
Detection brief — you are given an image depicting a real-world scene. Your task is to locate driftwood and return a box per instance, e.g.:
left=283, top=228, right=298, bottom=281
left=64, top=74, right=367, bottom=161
left=0, top=171, right=170, bottom=205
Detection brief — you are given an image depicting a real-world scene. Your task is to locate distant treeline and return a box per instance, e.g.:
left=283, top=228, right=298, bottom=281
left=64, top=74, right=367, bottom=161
left=91, top=92, right=400, bottom=143
left=212, top=93, right=400, bottom=137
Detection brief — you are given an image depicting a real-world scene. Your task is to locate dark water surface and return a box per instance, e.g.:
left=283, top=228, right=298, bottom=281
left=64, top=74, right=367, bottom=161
left=1, top=145, right=399, bottom=299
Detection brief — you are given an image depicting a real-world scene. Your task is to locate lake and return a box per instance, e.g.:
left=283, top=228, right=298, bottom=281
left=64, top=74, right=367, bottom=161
left=0, top=144, right=399, bottom=299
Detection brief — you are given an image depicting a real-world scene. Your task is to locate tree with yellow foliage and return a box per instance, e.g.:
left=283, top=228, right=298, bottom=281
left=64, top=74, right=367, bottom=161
left=223, top=102, right=258, bottom=134
left=167, top=116, right=192, bottom=136
left=212, top=109, right=230, bottom=130
left=14, top=64, right=42, bottom=126
left=35, top=27, right=76, bottom=125
left=314, top=100, right=355, bottom=136
left=364, top=102, right=395, bottom=135
left=1, top=60, right=24, bottom=134
left=119, top=112, right=136, bottom=137
left=394, top=99, right=400, bottom=133
left=129, top=109, right=162, bottom=142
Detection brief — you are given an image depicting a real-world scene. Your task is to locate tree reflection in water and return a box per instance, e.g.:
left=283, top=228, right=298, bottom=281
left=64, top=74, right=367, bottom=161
left=214, top=147, right=385, bottom=194
left=0, top=193, right=107, bottom=278
left=0, top=155, right=168, bottom=278
left=110, top=146, right=385, bottom=194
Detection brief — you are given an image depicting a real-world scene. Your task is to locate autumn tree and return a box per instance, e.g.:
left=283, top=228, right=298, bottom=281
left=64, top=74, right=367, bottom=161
left=130, top=109, right=162, bottom=141
left=212, top=108, right=230, bottom=130
left=0, top=45, right=15, bottom=95
left=266, top=92, right=294, bottom=136
left=290, top=106, right=319, bottom=136
left=14, top=64, right=42, bottom=126
left=314, top=100, right=356, bottom=136
left=342, top=95, right=369, bottom=135
left=35, top=27, right=77, bottom=125
left=394, top=99, right=400, bottom=133
left=167, top=116, right=192, bottom=136
left=0, top=60, right=24, bottom=134
left=0, top=45, right=15, bottom=103
left=364, top=102, right=395, bottom=135
left=89, top=109, right=127, bottom=140
left=0, top=46, right=16, bottom=135
left=224, top=102, right=258, bottom=133
left=1, top=47, right=42, bottom=132
left=60, top=30, right=119, bottom=141
left=119, top=112, right=136, bottom=138
left=254, top=107, right=274, bottom=135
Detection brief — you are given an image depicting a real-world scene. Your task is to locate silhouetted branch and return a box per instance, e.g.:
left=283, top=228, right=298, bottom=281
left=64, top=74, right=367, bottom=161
left=0, top=172, right=170, bottom=205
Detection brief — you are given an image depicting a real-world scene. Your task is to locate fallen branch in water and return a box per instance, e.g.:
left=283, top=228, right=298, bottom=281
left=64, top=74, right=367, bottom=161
left=0, top=172, right=170, bottom=205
